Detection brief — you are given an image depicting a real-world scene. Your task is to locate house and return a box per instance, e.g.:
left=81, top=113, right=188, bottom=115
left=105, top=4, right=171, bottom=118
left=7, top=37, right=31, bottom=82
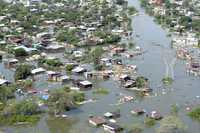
left=70, top=87, right=80, bottom=91
left=100, top=58, right=112, bottom=66
left=131, top=108, right=145, bottom=115
left=103, top=123, right=123, bottom=133
left=7, top=36, right=24, bottom=44
left=73, top=50, right=83, bottom=58
left=124, top=80, right=136, bottom=88
left=119, top=74, right=131, bottom=81
left=72, top=66, right=86, bottom=74
left=4, top=58, right=18, bottom=67
left=45, top=44, right=65, bottom=51
left=111, top=47, right=125, bottom=54
left=104, top=111, right=120, bottom=119
left=60, top=75, right=70, bottom=83
left=14, top=46, right=38, bottom=54
left=153, top=6, right=166, bottom=16
left=89, top=116, right=106, bottom=126
left=84, top=71, right=111, bottom=79
left=31, top=68, right=46, bottom=75
left=0, top=79, right=10, bottom=86
left=47, top=71, right=62, bottom=81
left=149, top=0, right=163, bottom=6
left=77, top=80, right=92, bottom=88
left=149, top=111, right=163, bottom=120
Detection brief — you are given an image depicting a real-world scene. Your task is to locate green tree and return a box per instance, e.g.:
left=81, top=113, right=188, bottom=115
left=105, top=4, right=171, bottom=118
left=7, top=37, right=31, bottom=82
left=14, top=100, right=39, bottom=115
left=72, top=92, right=85, bottom=103
left=0, top=85, right=16, bottom=103
left=14, top=48, right=28, bottom=57
left=188, top=107, right=200, bottom=122
left=88, top=47, right=104, bottom=70
left=14, top=64, right=32, bottom=80
left=136, top=76, right=147, bottom=88
left=47, top=89, right=75, bottom=115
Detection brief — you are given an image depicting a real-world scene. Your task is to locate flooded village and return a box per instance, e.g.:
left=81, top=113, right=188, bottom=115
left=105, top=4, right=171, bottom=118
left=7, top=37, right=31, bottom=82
left=0, top=0, right=200, bottom=133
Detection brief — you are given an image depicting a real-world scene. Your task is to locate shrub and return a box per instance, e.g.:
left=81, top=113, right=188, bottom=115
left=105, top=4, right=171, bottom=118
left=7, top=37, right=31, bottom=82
left=72, top=92, right=85, bottom=103
left=188, top=107, right=200, bottom=122
left=93, top=88, right=109, bottom=95
left=14, top=48, right=28, bottom=57
left=14, top=64, right=32, bottom=80
left=162, top=77, right=173, bottom=85
left=66, top=64, right=74, bottom=72
left=136, top=76, right=147, bottom=88
left=144, top=117, right=156, bottom=127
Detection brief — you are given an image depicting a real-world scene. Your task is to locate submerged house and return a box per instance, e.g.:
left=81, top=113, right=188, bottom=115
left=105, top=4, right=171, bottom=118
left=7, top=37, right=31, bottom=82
left=31, top=67, right=46, bottom=75
left=103, top=123, right=123, bottom=133
left=0, top=79, right=10, bottom=86
left=89, top=116, right=106, bottom=127
left=4, top=58, right=18, bottom=67
left=186, top=59, right=200, bottom=76
left=123, top=80, right=136, bottom=88
left=131, top=108, right=146, bottom=115
left=45, top=44, right=65, bottom=52
left=72, top=66, right=86, bottom=74
left=104, top=111, right=120, bottom=119
left=77, top=80, right=92, bottom=88
left=47, top=71, right=62, bottom=81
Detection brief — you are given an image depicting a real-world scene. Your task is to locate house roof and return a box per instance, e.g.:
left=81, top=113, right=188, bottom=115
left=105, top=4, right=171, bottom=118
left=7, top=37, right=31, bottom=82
left=103, top=123, right=122, bottom=130
left=31, top=68, right=46, bottom=74
left=89, top=116, right=105, bottom=125
left=104, top=112, right=113, bottom=117
left=0, top=79, right=9, bottom=85
left=72, top=66, right=86, bottom=73
left=14, top=46, right=37, bottom=53
left=80, top=80, right=92, bottom=86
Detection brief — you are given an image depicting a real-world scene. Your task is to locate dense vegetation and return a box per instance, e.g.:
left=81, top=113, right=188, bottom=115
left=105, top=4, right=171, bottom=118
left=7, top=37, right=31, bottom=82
left=47, top=86, right=85, bottom=115
left=14, top=64, right=32, bottom=80
left=188, top=107, right=200, bottom=122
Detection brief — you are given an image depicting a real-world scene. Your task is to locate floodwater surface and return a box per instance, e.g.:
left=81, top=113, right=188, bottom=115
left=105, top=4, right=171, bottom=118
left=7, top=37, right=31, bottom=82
left=0, top=0, right=200, bottom=133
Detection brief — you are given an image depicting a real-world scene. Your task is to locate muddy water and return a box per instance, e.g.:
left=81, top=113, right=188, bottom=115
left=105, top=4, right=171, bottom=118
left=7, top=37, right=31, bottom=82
left=0, top=0, right=200, bottom=132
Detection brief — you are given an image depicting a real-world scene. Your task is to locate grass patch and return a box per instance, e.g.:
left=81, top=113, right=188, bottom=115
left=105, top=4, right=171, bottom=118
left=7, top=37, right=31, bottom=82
left=93, top=88, right=109, bottom=95
left=46, top=116, right=77, bottom=133
left=0, top=115, right=40, bottom=125
left=162, top=76, right=173, bottom=85
left=188, top=107, right=200, bottom=122
left=144, top=117, right=156, bottom=127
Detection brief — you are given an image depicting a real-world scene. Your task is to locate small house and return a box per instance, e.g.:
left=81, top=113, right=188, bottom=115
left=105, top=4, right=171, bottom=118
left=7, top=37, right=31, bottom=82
left=104, top=111, right=120, bottom=119
left=112, top=59, right=122, bottom=65
left=0, top=79, right=10, bottom=86
left=149, top=111, right=163, bottom=120
left=45, top=44, right=64, bottom=52
left=72, top=66, right=86, bottom=74
left=73, top=50, right=83, bottom=58
left=124, top=80, right=136, bottom=88
left=60, top=75, right=70, bottom=83
left=31, top=67, right=46, bottom=75
left=120, top=74, right=131, bottom=81
left=4, top=58, right=18, bottom=67
left=103, top=123, right=123, bottom=133
left=77, top=80, right=92, bottom=88
left=47, top=71, right=62, bottom=81
left=89, top=116, right=106, bottom=127
left=131, top=108, right=145, bottom=115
